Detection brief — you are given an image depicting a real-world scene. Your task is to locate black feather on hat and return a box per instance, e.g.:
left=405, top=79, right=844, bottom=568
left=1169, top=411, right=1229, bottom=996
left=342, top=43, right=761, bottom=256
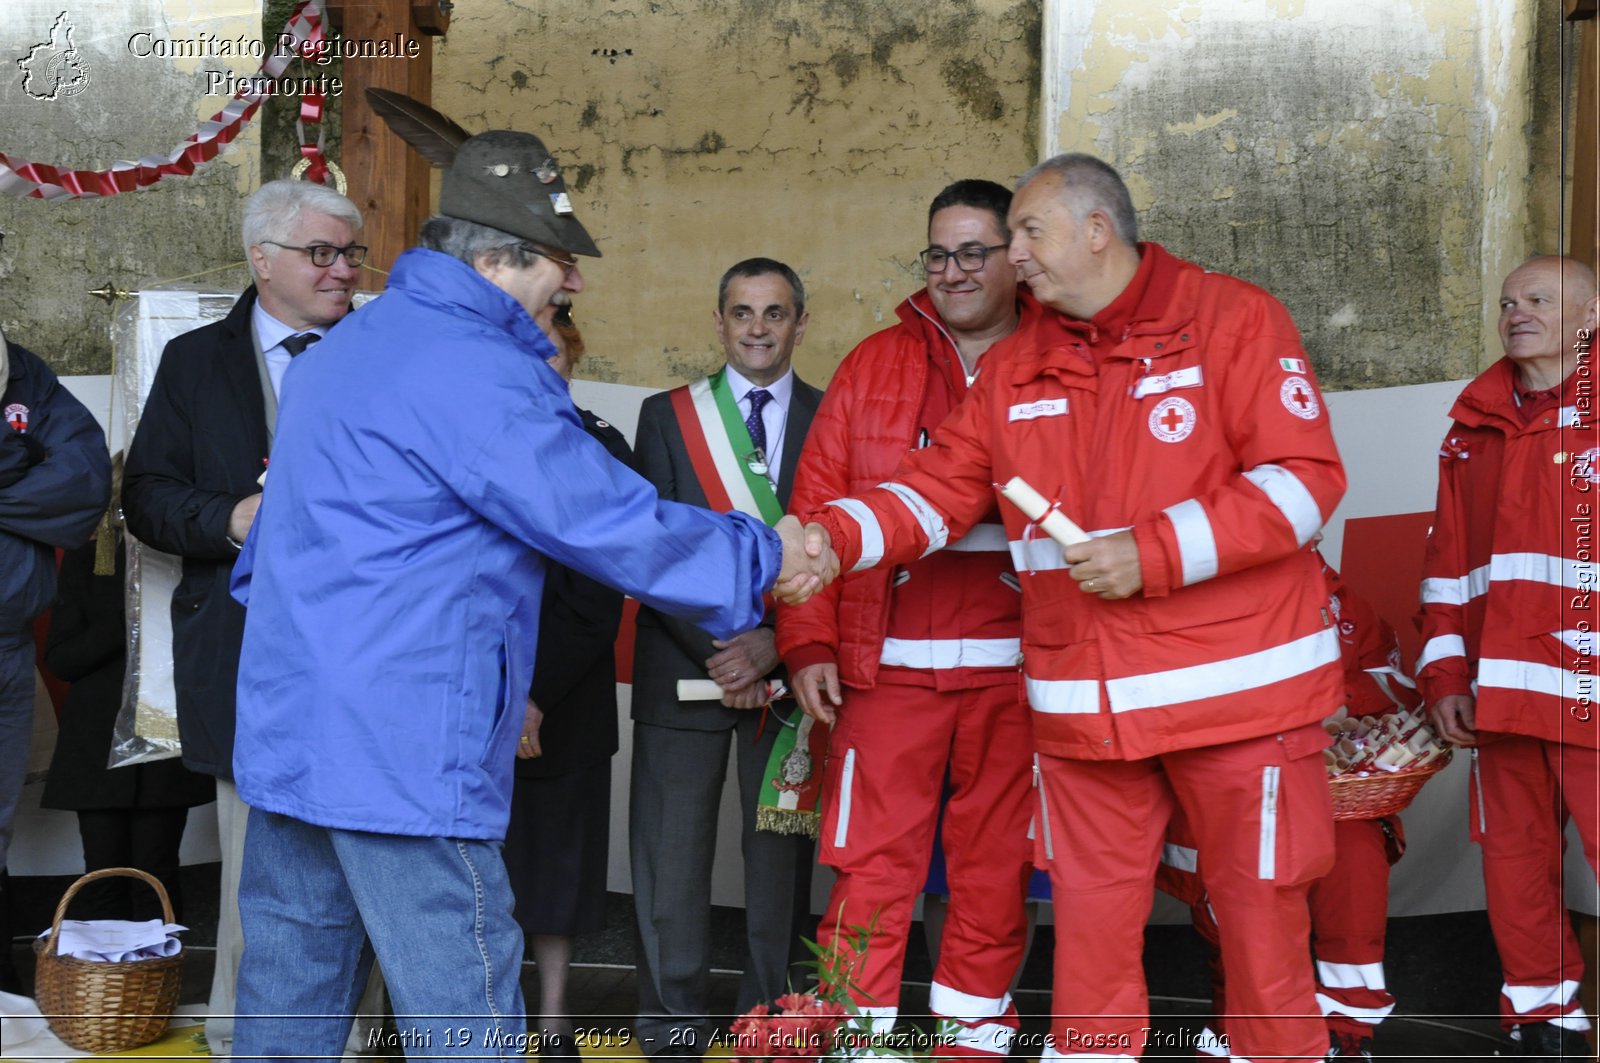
left=365, top=89, right=600, bottom=258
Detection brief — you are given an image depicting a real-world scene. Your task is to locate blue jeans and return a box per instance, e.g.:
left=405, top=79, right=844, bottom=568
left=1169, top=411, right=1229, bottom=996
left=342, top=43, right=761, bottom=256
left=233, top=809, right=528, bottom=1061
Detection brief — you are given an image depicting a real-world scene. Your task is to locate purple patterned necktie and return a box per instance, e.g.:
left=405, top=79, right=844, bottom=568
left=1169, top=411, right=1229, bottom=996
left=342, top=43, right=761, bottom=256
left=745, top=388, right=771, bottom=459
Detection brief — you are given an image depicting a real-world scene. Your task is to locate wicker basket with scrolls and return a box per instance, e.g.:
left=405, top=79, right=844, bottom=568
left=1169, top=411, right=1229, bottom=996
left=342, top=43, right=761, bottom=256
left=31, top=867, right=184, bottom=1053
left=1329, top=748, right=1452, bottom=821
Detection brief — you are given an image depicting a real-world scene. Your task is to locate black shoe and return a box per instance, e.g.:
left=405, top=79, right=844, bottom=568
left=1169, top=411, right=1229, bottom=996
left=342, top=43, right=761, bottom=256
left=1326, top=1029, right=1374, bottom=1060
left=1516, top=1021, right=1592, bottom=1059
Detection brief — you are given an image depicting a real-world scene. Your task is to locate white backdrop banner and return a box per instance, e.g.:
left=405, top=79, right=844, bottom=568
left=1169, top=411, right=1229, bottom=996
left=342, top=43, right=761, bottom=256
left=19, top=370, right=1592, bottom=920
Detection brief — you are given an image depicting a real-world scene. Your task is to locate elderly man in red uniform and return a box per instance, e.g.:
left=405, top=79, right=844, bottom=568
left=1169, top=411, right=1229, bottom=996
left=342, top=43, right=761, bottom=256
left=1418, top=254, right=1600, bottom=1061
left=800, top=153, right=1346, bottom=1062
left=778, top=179, right=1042, bottom=1056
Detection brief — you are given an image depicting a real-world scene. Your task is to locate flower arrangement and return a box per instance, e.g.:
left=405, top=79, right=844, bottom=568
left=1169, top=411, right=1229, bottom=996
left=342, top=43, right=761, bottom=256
left=730, top=917, right=930, bottom=1063
left=729, top=992, right=850, bottom=1061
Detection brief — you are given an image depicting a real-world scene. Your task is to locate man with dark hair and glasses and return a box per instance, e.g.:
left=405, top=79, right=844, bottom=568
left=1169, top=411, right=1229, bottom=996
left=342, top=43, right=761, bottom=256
left=797, top=153, right=1346, bottom=1063
left=122, top=176, right=373, bottom=1059
left=629, top=257, right=823, bottom=1060
left=777, top=178, right=1044, bottom=1056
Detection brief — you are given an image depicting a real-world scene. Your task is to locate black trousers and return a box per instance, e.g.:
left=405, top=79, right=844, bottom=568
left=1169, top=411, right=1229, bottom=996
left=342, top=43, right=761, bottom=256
left=71, top=808, right=190, bottom=922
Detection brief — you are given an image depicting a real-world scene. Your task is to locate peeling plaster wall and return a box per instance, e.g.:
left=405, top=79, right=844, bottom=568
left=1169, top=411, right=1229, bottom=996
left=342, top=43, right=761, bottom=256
left=434, top=0, right=1040, bottom=389
left=1043, top=0, right=1567, bottom=389
left=0, top=1, right=264, bottom=376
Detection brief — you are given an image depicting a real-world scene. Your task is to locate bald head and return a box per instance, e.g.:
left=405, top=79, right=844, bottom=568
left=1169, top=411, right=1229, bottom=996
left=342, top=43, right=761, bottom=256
left=1006, top=153, right=1144, bottom=319
left=1498, top=254, right=1600, bottom=387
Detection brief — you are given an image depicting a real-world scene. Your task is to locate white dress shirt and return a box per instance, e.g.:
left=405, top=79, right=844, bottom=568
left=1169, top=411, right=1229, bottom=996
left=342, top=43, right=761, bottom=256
left=252, top=303, right=328, bottom=401
left=722, top=365, right=794, bottom=487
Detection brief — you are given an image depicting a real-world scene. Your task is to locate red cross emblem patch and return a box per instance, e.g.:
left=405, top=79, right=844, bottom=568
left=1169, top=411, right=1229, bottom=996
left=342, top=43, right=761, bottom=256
left=1279, top=376, right=1320, bottom=420
left=3, top=403, right=27, bottom=433
left=1148, top=396, right=1196, bottom=443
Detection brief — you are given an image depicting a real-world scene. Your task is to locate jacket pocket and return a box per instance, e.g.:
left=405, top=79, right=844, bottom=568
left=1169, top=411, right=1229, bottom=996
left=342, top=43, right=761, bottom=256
left=1122, top=567, right=1270, bottom=634
left=482, top=625, right=525, bottom=766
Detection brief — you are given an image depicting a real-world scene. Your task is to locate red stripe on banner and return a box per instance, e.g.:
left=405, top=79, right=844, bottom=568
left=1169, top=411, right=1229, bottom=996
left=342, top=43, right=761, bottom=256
left=0, top=1, right=323, bottom=199
left=669, top=386, right=738, bottom=514
left=613, top=598, right=641, bottom=685
left=1338, top=511, right=1435, bottom=669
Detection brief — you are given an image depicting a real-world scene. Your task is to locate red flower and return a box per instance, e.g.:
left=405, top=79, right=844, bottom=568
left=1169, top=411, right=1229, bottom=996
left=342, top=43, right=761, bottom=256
left=731, top=992, right=848, bottom=1063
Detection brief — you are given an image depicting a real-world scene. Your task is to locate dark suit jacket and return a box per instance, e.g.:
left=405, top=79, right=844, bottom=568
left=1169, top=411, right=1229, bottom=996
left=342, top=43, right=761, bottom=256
left=122, top=288, right=267, bottom=780
left=516, top=407, right=633, bottom=779
left=630, top=373, right=822, bottom=732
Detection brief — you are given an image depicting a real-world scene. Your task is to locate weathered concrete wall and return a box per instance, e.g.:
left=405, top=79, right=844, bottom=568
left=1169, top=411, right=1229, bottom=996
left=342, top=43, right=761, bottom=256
left=0, top=1, right=270, bottom=376
left=1041, top=0, right=1574, bottom=389
left=434, top=0, right=1041, bottom=389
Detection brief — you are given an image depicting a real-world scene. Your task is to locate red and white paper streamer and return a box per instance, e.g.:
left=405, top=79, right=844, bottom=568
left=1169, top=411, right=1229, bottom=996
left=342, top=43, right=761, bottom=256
left=0, top=0, right=328, bottom=200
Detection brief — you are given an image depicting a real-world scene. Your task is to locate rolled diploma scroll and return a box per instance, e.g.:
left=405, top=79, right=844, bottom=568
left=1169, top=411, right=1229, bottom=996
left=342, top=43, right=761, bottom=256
left=676, top=679, right=787, bottom=701
left=998, top=477, right=1091, bottom=547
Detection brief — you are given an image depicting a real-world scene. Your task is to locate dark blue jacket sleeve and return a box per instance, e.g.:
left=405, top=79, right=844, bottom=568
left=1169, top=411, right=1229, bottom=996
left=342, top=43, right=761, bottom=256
left=0, top=346, right=110, bottom=549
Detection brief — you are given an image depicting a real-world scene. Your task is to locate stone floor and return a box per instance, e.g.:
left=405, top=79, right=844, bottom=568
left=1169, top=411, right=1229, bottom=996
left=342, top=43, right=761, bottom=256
left=2, top=873, right=1583, bottom=1060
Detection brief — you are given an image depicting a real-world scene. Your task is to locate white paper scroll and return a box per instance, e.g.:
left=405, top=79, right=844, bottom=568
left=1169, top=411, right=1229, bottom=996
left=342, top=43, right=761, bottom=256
left=998, top=476, right=1090, bottom=546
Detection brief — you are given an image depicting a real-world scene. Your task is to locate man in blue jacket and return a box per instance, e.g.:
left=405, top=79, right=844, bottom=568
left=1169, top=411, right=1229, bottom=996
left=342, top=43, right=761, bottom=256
left=228, top=129, right=834, bottom=1061
left=0, top=328, right=111, bottom=991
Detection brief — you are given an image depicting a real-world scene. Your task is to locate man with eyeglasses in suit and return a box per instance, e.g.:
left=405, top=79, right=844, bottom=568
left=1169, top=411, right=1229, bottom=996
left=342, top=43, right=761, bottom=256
left=777, top=179, right=1044, bottom=1057
left=122, top=177, right=371, bottom=1057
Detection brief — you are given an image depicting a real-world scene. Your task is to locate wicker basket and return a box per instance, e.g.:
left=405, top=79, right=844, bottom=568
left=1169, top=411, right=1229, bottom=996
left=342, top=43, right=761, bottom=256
left=1329, top=749, right=1453, bottom=821
left=32, top=867, right=184, bottom=1053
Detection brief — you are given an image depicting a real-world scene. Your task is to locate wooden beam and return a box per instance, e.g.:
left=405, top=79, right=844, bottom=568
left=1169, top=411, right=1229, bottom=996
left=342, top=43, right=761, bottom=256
left=326, top=1, right=449, bottom=283
left=1572, top=14, right=1598, bottom=274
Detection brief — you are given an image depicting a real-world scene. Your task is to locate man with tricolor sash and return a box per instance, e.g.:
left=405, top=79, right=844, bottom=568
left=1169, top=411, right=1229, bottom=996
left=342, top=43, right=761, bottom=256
left=630, top=257, right=823, bottom=1060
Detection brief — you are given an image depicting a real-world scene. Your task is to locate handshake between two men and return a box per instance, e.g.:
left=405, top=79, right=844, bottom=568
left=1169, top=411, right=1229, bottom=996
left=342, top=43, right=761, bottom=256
left=770, top=515, right=838, bottom=606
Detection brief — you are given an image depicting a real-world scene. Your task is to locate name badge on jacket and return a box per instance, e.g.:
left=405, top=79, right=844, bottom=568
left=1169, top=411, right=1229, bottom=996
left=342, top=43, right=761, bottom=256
left=1132, top=366, right=1203, bottom=400
left=1009, top=398, right=1069, bottom=422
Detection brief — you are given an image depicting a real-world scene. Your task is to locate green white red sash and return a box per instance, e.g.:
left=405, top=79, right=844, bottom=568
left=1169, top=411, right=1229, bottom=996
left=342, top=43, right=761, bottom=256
left=670, top=371, right=820, bottom=836
left=755, top=711, right=828, bottom=839
left=668, top=371, right=782, bottom=524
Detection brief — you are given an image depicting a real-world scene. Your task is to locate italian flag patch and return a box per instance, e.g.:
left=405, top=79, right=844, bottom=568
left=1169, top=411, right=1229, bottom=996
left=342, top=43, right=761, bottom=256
left=1280, top=357, right=1307, bottom=373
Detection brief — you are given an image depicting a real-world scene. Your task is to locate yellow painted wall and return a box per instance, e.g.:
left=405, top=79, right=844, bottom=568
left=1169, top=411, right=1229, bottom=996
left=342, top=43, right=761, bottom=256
left=434, top=0, right=1041, bottom=389
left=1041, top=0, right=1579, bottom=388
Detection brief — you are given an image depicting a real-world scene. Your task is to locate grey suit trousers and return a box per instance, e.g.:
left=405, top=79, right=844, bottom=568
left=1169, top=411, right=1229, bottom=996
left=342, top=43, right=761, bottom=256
left=630, top=713, right=813, bottom=1058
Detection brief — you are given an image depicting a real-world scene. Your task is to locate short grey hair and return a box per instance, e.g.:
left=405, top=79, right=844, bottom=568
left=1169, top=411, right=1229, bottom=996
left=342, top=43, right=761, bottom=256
left=1018, top=153, right=1139, bottom=246
left=718, top=257, right=806, bottom=318
left=418, top=215, right=544, bottom=271
left=241, top=179, right=363, bottom=277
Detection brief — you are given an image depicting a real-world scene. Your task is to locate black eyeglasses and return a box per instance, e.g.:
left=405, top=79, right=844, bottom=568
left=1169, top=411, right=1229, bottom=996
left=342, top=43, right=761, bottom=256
left=260, top=241, right=368, bottom=268
left=919, top=243, right=1010, bottom=274
left=520, top=243, right=580, bottom=278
